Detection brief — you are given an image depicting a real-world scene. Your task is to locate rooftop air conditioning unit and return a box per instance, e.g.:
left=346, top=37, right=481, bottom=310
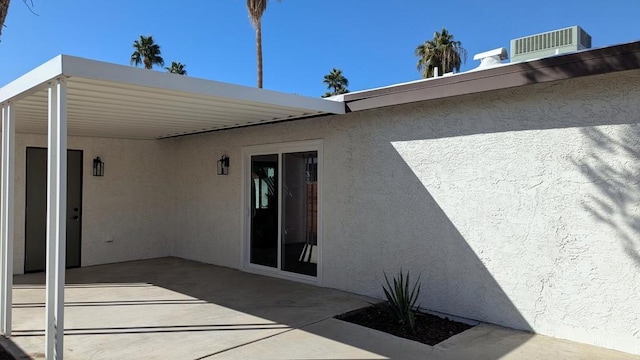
left=510, top=25, right=592, bottom=63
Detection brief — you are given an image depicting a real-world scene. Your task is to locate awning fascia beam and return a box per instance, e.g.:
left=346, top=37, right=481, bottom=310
left=0, top=56, right=63, bottom=104
left=60, top=55, right=346, bottom=115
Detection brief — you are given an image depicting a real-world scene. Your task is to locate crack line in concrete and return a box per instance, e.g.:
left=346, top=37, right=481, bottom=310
left=194, top=317, right=331, bottom=360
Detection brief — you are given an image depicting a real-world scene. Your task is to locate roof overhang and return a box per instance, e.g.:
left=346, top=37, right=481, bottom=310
left=0, top=55, right=346, bottom=139
left=343, top=41, right=640, bottom=112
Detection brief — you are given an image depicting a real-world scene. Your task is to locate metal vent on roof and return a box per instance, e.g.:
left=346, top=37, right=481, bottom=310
left=510, top=26, right=592, bottom=63
left=514, top=28, right=573, bottom=55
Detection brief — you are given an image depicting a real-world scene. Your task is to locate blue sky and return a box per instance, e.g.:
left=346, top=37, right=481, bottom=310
left=1, top=0, right=639, bottom=97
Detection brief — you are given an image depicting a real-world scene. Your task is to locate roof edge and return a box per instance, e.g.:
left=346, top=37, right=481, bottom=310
left=0, top=55, right=63, bottom=104
left=344, top=40, right=640, bottom=112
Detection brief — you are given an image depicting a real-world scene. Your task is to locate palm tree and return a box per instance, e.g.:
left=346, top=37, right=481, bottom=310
left=0, top=0, right=10, bottom=41
left=322, top=68, right=350, bottom=98
left=130, top=35, right=165, bottom=70
left=166, top=61, right=187, bottom=75
left=246, top=0, right=281, bottom=88
left=415, top=27, right=467, bottom=78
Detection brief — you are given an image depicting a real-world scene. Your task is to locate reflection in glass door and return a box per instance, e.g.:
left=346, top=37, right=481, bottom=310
left=250, top=155, right=278, bottom=268
left=248, top=148, right=319, bottom=278
left=282, top=152, right=318, bottom=276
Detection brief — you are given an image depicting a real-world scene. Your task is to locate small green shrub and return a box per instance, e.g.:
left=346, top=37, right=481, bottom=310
left=382, top=270, right=421, bottom=332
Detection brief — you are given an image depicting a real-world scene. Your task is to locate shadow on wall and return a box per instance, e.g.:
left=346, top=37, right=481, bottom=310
left=575, top=126, right=640, bottom=266
left=468, top=49, right=640, bottom=274
left=384, top=144, right=535, bottom=331
left=367, top=61, right=640, bottom=353
left=331, top=53, right=640, bottom=353
left=330, top=133, right=535, bottom=334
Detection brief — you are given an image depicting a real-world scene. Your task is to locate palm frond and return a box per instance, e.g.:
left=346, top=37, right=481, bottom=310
left=166, top=61, right=187, bottom=75
left=414, top=27, right=466, bottom=78
left=246, top=0, right=281, bottom=28
left=130, top=35, right=164, bottom=69
left=321, top=67, right=349, bottom=97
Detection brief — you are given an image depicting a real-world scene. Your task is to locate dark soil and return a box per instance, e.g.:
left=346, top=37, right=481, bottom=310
left=0, top=345, right=14, bottom=360
left=335, top=303, right=474, bottom=346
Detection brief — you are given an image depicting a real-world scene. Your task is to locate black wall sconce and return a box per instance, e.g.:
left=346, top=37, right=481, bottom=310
left=93, top=157, right=104, bottom=177
left=217, top=155, right=229, bottom=175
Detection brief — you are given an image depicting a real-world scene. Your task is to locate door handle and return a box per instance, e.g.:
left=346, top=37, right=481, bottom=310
left=72, top=215, right=79, bottom=221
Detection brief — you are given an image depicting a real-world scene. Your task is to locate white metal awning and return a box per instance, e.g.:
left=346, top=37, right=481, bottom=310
left=0, top=55, right=345, bottom=139
left=0, top=55, right=345, bottom=360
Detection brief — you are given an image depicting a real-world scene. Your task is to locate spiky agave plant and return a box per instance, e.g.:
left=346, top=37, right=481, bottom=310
left=382, top=270, right=421, bottom=332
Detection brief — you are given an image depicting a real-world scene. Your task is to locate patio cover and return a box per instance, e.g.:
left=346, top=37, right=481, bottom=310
left=0, top=55, right=345, bottom=359
left=0, top=55, right=345, bottom=139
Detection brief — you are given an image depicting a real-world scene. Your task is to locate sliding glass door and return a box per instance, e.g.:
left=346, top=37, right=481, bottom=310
left=245, top=141, right=321, bottom=279
left=250, top=155, right=279, bottom=268
left=281, top=151, right=318, bottom=276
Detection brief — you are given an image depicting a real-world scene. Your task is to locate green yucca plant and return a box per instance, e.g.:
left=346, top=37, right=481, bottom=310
left=382, top=270, right=421, bottom=332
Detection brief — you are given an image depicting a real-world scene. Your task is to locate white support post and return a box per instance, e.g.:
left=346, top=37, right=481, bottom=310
left=0, top=102, right=15, bottom=336
left=45, top=82, right=58, bottom=359
left=0, top=105, right=6, bottom=334
left=45, top=78, right=67, bottom=360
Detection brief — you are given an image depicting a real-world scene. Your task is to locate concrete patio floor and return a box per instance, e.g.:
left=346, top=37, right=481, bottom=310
left=1, top=257, right=637, bottom=360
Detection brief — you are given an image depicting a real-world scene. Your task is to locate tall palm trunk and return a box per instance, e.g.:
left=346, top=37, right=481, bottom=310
left=0, top=0, right=10, bottom=41
left=256, top=18, right=263, bottom=89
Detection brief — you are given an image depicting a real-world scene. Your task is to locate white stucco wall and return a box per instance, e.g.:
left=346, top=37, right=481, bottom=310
left=8, top=134, right=174, bottom=274
left=165, top=69, right=640, bottom=355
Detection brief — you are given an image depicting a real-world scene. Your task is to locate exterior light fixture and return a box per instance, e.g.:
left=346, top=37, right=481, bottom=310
left=217, top=155, right=229, bottom=175
left=93, top=157, right=104, bottom=177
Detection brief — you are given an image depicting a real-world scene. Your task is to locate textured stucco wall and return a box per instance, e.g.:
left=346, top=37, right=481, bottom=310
left=166, top=69, right=640, bottom=355
left=9, top=134, right=174, bottom=274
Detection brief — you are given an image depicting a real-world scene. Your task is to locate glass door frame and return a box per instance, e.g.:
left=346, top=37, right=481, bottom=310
left=240, top=139, right=323, bottom=285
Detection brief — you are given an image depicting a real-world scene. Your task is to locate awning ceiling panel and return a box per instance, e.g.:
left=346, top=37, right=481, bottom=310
left=1, top=55, right=345, bottom=139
